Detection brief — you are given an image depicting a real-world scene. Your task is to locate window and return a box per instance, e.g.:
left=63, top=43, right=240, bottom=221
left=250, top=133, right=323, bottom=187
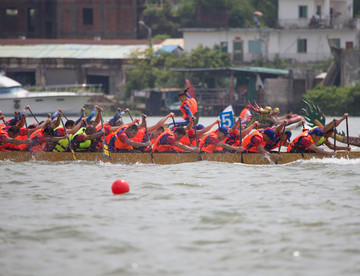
left=6, top=8, right=18, bottom=16
left=27, top=8, right=35, bottom=32
left=299, top=6, right=308, bottom=18
left=233, top=41, right=243, bottom=63
left=220, top=42, right=228, bottom=53
left=83, top=8, right=93, bottom=25
left=330, top=38, right=340, bottom=48
left=249, top=40, right=262, bottom=53
left=5, top=8, right=18, bottom=28
left=297, top=39, right=307, bottom=53
left=316, top=5, right=321, bottom=17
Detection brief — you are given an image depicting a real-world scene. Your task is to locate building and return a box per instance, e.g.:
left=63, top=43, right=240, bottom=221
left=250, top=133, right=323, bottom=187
left=0, top=38, right=182, bottom=97
left=0, top=0, right=146, bottom=40
left=180, top=0, right=359, bottom=64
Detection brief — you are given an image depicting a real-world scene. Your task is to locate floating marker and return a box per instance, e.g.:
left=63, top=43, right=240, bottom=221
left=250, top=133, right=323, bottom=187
left=112, top=179, right=130, bottom=194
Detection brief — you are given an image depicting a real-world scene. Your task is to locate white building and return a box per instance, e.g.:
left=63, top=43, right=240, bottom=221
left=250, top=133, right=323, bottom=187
left=181, top=0, right=359, bottom=64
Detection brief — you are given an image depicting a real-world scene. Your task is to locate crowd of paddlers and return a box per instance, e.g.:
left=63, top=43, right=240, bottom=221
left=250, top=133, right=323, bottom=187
left=0, top=100, right=354, bottom=164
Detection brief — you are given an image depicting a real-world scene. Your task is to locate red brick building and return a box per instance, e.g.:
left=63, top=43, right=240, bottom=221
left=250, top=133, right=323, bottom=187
left=0, top=0, right=146, bottom=39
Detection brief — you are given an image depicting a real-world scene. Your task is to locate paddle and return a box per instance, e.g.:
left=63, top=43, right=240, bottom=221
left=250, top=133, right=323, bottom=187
left=172, top=116, right=177, bottom=128
left=24, top=116, right=36, bottom=161
left=100, top=112, right=111, bottom=160
left=239, top=117, right=244, bottom=163
left=276, top=122, right=287, bottom=164
left=300, top=121, right=306, bottom=158
left=192, top=117, right=202, bottom=161
left=143, top=115, right=154, bottom=163
left=127, top=109, right=134, bottom=122
left=60, top=116, right=77, bottom=160
left=346, top=116, right=350, bottom=148
left=333, top=119, right=337, bottom=152
left=28, top=108, right=39, bottom=124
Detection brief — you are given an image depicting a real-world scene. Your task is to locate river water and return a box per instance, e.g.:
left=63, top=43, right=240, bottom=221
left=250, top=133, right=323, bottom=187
left=1, top=116, right=360, bottom=276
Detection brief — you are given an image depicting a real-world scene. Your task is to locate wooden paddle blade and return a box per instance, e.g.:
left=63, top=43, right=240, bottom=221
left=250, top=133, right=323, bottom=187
left=71, top=149, right=77, bottom=160
left=102, top=141, right=111, bottom=160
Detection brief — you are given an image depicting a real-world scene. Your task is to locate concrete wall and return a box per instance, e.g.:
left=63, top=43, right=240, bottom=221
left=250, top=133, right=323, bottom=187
left=341, top=49, right=360, bottom=86
left=182, top=27, right=358, bottom=64
left=265, top=78, right=292, bottom=114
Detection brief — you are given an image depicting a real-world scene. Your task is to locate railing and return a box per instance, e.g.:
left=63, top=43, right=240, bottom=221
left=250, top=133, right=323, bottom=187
left=195, top=88, right=248, bottom=107
left=277, top=17, right=354, bottom=30
left=42, top=83, right=103, bottom=92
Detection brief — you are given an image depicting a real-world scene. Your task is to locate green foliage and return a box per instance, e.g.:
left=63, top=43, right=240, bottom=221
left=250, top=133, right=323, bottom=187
left=125, top=44, right=232, bottom=97
left=144, top=0, right=278, bottom=36
left=253, top=56, right=289, bottom=69
left=310, top=58, right=334, bottom=71
left=177, top=0, right=197, bottom=27
left=303, top=84, right=360, bottom=116
left=355, top=1, right=360, bottom=18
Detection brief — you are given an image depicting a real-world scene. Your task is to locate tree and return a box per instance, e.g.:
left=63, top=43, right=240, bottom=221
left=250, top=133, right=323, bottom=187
left=125, top=44, right=232, bottom=96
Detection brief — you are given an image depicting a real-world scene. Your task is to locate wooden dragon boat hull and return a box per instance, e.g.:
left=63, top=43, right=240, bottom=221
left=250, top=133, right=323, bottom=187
left=0, top=151, right=359, bottom=165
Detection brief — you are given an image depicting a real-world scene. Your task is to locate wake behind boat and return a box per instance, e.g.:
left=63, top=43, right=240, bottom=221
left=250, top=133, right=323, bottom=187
left=0, top=73, right=102, bottom=116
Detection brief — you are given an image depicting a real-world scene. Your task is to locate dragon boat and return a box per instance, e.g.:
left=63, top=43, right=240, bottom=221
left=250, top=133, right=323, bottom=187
left=1, top=151, right=359, bottom=165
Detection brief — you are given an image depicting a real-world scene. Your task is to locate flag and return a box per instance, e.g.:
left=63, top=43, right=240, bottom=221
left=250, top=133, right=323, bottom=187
left=185, top=79, right=195, bottom=98
left=229, top=74, right=234, bottom=104
left=222, top=105, right=234, bottom=116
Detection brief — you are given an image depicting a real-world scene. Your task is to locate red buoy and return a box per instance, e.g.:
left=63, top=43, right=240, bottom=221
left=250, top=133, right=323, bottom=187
left=112, top=179, right=130, bottom=194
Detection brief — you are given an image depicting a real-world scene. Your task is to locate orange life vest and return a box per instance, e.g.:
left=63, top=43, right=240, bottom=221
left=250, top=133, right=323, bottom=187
left=287, top=130, right=314, bottom=153
left=240, top=108, right=250, bottom=119
left=152, top=131, right=183, bottom=152
left=242, top=130, right=263, bottom=153
left=4, top=132, right=29, bottom=151
left=113, top=126, right=133, bottom=151
left=199, top=132, right=222, bottom=153
left=180, top=98, right=197, bottom=119
left=29, top=129, right=45, bottom=152
left=0, top=128, right=9, bottom=151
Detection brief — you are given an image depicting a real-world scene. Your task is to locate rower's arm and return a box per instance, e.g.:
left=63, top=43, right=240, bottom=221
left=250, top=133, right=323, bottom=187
left=126, top=139, right=151, bottom=148
left=5, top=137, right=31, bottom=145
left=217, top=141, right=242, bottom=152
left=45, top=135, right=69, bottom=143
left=173, top=141, right=200, bottom=153
left=92, top=108, right=102, bottom=127
left=68, top=118, right=87, bottom=134
left=83, top=130, right=103, bottom=141
left=241, top=121, right=258, bottom=138
left=51, top=115, right=61, bottom=129
left=324, top=140, right=350, bottom=151
left=308, top=144, right=336, bottom=156
left=197, top=119, right=221, bottom=136
left=148, top=113, right=175, bottom=133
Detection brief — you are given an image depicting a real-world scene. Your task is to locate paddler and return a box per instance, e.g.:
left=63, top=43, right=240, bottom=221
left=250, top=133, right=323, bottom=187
left=152, top=127, right=200, bottom=153
left=169, top=89, right=198, bottom=127
left=239, top=104, right=252, bottom=125
left=287, top=127, right=336, bottom=156
left=241, top=127, right=280, bottom=162
left=110, top=124, right=151, bottom=152
left=198, top=126, right=243, bottom=153
left=0, top=125, right=32, bottom=151
left=70, top=125, right=104, bottom=152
